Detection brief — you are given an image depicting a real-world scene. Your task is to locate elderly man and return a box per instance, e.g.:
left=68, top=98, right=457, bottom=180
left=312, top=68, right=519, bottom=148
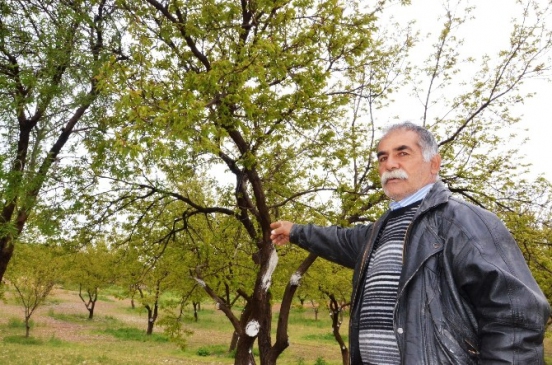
left=270, top=122, right=550, bottom=364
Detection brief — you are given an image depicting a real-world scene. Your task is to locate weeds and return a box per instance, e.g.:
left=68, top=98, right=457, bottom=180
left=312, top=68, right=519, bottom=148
left=102, top=326, right=169, bottom=343
left=7, top=317, right=29, bottom=329
left=3, top=335, right=42, bottom=345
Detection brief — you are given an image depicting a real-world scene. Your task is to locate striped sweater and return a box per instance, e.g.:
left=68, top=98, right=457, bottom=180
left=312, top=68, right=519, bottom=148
left=358, top=201, right=420, bottom=364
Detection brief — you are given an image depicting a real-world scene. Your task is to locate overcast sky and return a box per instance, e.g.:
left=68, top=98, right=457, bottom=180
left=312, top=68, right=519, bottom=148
left=379, top=0, right=552, bottom=181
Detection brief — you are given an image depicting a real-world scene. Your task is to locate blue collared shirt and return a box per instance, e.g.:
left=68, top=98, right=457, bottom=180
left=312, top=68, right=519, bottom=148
left=389, top=183, right=434, bottom=211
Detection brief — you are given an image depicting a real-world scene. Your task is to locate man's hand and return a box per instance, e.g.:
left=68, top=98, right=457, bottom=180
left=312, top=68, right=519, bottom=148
left=270, top=220, right=294, bottom=245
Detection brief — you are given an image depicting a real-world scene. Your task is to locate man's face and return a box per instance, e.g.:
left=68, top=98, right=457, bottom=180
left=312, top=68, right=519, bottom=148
left=377, top=130, right=441, bottom=201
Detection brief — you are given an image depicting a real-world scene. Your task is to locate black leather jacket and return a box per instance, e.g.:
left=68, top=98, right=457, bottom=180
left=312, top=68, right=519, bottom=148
left=290, top=182, right=550, bottom=364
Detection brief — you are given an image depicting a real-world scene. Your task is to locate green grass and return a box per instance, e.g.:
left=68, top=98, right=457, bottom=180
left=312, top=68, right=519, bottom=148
left=3, top=335, right=43, bottom=345
left=7, top=317, right=31, bottom=329
left=3, top=333, right=64, bottom=346
left=196, top=344, right=236, bottom=358
left=47, top=309, right=89, bottom=322
left=303, top=332, right=348, bottom=343
left=97, top=294, right=115, bottom=302
left=102, top=326, right=169, bottom=342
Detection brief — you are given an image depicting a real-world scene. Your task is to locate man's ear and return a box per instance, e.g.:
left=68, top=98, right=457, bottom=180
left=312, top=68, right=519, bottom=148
left=430, top=154, right=441, bottom=175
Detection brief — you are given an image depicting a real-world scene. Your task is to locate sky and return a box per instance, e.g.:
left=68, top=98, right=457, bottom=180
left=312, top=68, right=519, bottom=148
left=379, top=0, right=552, bottom=182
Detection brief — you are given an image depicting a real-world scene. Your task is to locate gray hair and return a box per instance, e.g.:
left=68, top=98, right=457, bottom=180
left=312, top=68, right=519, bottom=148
left=379, top=122, right=439, bottom=162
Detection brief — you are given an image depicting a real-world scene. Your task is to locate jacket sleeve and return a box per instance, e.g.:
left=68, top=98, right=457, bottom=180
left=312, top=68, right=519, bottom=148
left=289, top=223, right=372, bottom=269
left=449, top=204, right=550, bottom=364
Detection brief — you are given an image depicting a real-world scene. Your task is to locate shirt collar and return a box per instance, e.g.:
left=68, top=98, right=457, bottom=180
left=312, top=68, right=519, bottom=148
left=389, top=183, right=434, bottom=211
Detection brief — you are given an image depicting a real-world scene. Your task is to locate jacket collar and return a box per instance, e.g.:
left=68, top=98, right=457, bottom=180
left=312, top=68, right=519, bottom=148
left=416, top=180, right=451, bottom=215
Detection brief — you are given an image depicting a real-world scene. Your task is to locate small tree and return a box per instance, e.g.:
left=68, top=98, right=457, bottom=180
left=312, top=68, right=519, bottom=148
left=4, top=244, right=61, bottom=337
left=63, top=241, right=117, bottom=319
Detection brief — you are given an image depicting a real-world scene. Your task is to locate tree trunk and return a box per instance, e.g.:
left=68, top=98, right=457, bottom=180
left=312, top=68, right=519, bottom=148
left=195, top=248, right=318, bottom=365
left=0, top=240, right=14, bottom=284
left=232, top=296, right=256, bottom=362
left=234, top=341, right=256, bottom=364
left=267, top=253, right=318, bottom=364
left=328, top=294, right=349, bottom=365
left=193, top=301, right=199, bottom=322
left=229, top=331, right=239, bottom=353
left=146, top=304, right=155, bottom=335
left=79, top=286, right=98, bottom=320
left=146, top=317, right=154, bottom=335
left=88, top=300, right=96, bottom=319
left=25, top=316, right=31, bottom=338
left=145, top=302, right=158, bottom=335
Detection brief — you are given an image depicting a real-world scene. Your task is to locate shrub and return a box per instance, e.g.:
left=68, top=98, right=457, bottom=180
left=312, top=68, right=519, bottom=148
left=196, top=347, right=210, bottom=356
left=314, top=357, right=327, bottom=365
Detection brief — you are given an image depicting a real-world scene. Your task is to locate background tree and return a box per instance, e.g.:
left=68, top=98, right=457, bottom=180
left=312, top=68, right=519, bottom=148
left=111, top=240, right=167, bottom=335
left=3, top=243, right=61, bottom=337
left=313, top=259, right=352, bottom=365
left=0, top=0, right=127, bottom=282
left=63, top=241, right=117, bottom=319
left=500, top=180, right=552, bottom=315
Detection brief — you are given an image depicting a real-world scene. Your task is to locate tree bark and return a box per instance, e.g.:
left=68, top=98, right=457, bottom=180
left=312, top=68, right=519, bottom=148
left=268, top=253, right=318, bottom=363
left=327, top=292, right=350, bottom=365
left=79, top=286, right=98, bottom=320
left=193, top=301, right=199, bottom=322
left=25, top=316, right=31, bottom=338
left=229, top=331, right=239, bottom=353
left=145, top=303, right=158, bottom=335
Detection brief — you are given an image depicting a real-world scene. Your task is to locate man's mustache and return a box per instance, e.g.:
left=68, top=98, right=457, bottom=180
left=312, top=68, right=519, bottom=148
left=381, top=169, right=409, bottom=185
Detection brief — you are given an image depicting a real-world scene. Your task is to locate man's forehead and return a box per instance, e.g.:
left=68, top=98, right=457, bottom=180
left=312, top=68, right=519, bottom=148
left=377, top=130, right=420, bottom=152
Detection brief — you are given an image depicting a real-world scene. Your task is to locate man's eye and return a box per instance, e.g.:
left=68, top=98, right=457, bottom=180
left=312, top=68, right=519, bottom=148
left=378, top=156, right=387, bottom=162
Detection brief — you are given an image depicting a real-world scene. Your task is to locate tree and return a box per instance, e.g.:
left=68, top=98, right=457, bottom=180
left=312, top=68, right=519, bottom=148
left=323, top=291, right=350, bottom=365
left=0, top=0, right=126, bottom=282
left=110, top=218, right=196, bottom=337
left=3, top=243, right=61, bottom=337
left=85, top=0, right=383, bottom=362
left=499, top=179, right=552, bottom=318
left=63, top=241, right=117, bottom=319
left=313, top=259, right=352, bottom=365
left=112, top=242, right=165, bottom=335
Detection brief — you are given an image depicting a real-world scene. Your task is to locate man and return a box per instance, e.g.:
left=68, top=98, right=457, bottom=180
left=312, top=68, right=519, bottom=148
left=270, top=122, right=550, bottom=364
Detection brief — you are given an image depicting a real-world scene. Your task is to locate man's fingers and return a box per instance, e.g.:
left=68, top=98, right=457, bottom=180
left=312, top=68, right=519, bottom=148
left=270, top=221, right=283, bottom=236
left=272, top=235, right=288, bottom=246
left=270, top=221, right=281, bottom=230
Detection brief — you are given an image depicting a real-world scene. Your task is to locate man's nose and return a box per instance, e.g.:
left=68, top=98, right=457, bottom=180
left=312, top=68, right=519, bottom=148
left=384, top=156, right=400, bottom=170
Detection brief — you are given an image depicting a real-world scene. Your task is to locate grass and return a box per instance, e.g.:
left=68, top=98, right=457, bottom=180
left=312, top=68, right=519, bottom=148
left=47, top=309, right=89, bottom=322
left=303, top=332, right=347, bottom=343
left=0, top=288, right=550, bottom=365
left=7, top=317, right=32, bottom=329
left=102, top=327, right=169, bottom=342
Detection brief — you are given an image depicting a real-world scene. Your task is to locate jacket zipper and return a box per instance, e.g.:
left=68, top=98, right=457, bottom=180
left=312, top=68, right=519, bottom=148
left=394, top=201, right=440, bottom=362
left=394, top=218, right=415, bottom=363
left=351, top=214, right=387, bottom=306
left=349, top=217, right=384, bottom=364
